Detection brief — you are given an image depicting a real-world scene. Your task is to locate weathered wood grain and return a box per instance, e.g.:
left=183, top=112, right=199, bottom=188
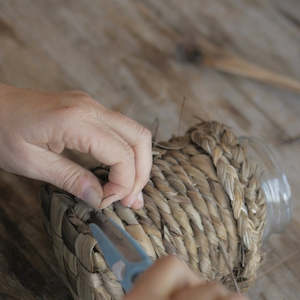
left=0, top=0, right=299, bottom=299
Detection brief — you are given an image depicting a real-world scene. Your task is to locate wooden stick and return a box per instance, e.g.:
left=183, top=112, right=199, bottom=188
left=204, top=54, right=300, bottom=93
left=179, top=36, right=300, bottom=94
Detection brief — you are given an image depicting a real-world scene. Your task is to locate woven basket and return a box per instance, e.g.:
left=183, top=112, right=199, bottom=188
left=40, top=121, right=266, bottom=300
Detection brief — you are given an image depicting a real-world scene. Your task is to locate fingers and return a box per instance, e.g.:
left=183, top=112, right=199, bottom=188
left=36, top=91, right=152, bottom=209
left=19, top=143, right=104, bottom=208
left=99, top=109, right=152, bottom=209
left=125, top=256, right=201, bottom=300
left=125, top=255, right=247, bottom=300
left=22, top=120, right=137, bottom=208
left=61, top=122, right=137, bottom=207
left=171, top=282, right=247, bottom=300
left=57, top=93, right=152, bottom=209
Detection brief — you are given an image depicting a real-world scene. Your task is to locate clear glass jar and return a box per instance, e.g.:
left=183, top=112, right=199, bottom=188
left=239, top=137, right=292, bottom=241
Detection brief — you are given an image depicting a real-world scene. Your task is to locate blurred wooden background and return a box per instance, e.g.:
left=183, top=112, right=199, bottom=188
left=0, top=1, right=300, bottom=299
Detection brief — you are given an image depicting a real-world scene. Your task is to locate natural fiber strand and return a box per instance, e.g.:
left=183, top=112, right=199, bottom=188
left=41, top=121, right=266, bottom=299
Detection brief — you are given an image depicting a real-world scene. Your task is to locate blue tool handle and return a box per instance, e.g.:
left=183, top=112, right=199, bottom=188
left=107, top=220, right=153, bottom=292
left=89, top=222, right=122, bottom=266
left=122, top=258, right=153, bottom=292
left=89, top=219, right=153, bottom=293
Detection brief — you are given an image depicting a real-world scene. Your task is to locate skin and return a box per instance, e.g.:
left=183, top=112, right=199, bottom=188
left=125, top=256, right=247, bottom=300
left=0, top=84, right=248, bottom=300
left=0, top=83, right=153, bottom=209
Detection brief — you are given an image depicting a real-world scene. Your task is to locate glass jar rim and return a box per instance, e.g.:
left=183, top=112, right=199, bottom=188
left=239, top=136, right=292, bottom=240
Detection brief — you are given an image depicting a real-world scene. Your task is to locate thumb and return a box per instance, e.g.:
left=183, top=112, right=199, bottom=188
left=23, top=144, right=103, bottom=208
left=125, top=256, right=201, bottom=300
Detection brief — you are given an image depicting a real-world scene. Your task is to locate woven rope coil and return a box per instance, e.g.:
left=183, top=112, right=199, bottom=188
left=41, top=121, right=266, bottom=300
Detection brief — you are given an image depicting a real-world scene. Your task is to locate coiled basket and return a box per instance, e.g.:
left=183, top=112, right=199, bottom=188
left=41, top=121, right=266, bottom=299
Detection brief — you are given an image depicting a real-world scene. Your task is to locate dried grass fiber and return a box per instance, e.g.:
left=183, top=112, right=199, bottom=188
left=41, top=121, right=266, bottom=300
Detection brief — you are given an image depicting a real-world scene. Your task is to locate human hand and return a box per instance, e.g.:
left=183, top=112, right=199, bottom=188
left=125, top=256, right=247, bottom=300
left=0, top=84, right=152, bottom=209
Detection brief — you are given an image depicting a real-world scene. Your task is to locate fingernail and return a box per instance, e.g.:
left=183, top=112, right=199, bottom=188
left=82, top=187, right=102, bottom=208
left=134, top=192, right=144, bottom=209
left=138, top=192, right=144, bottom=206
left=99, top=194, right=120, bottom=209
left=126, top=194, right=137, bottom=207
left=130, top=192, right=144, bottom=209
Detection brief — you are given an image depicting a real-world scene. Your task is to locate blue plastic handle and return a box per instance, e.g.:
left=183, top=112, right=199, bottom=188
left=89, top=219, right=152, bottom=292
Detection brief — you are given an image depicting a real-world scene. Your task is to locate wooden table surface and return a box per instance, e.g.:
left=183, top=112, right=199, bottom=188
left=0, top=1, right=300, bottom=299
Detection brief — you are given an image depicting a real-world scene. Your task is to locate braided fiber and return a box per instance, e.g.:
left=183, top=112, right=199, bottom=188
left=41, top=121, right=266, bottom=299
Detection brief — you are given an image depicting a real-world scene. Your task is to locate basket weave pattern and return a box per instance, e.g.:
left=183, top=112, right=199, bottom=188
left=41, top=121, right=266, bottom=299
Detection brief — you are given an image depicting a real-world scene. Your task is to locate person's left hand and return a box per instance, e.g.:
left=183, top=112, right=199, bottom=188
left=0, top=84, right=152, bottom=209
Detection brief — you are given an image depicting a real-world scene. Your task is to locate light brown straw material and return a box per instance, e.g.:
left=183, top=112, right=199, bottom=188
left=41, top=121, right=266, bottom=300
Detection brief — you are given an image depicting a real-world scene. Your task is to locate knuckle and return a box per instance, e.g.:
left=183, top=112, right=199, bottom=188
left=136, top=125, right=152, bottom=142
left=111, top=110, right=123, bottom=118
left=61, top=91, right=95, bottom=111
left=108, top=111, right=152, bottom=143
left=165, top=255, right=183, bottom=268
left=121, top=143, right=135, bottom=161
left=67, top=90, right=91, bottom=101
left=60, top=168, right=85, bottom=195
left=57, top=102, right=94, bottom=123
left=56, top=106, right=82, bottom=123
left=106, top=110, right=123, bottom=122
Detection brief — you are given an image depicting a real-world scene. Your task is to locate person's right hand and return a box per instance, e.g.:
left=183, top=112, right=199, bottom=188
left=125, top=256, right=247, bottom=300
